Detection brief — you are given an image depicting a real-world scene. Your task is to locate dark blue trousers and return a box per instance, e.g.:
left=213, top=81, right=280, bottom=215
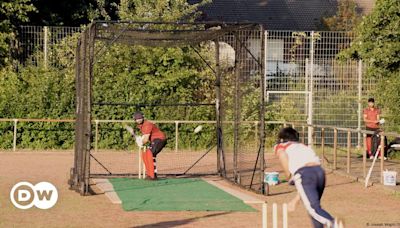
left=293, top=166, right=334, bottom=228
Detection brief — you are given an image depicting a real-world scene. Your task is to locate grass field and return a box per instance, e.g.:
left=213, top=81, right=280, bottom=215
left=0, top=150, right=400, bottom=227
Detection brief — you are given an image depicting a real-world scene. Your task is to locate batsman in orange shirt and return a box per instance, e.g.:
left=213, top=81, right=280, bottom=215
left=133, top=111, right=167, bottom=180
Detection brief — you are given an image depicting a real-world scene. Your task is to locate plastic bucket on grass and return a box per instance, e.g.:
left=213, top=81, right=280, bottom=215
left=264, top=172, right=279, bottom=185
left=383, top=170, right=397, bottom=186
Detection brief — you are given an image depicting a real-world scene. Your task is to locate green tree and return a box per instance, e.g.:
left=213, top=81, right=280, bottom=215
left=0, top=0, right=217, bottom=149
left=322, top=0, right=362, bottom=31
left=26, top=0, right=119, bottom=26
left=0, top=31, right=78, bottom=149
left=0, top=0, right=35, bottom=66
left=118, top=0, right=209, bottom=22
left=339, top=0, right=400, bottom=131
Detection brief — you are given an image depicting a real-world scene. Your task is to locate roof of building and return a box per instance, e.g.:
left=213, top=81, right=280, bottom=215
left=190, top=0, right=375, bottom=30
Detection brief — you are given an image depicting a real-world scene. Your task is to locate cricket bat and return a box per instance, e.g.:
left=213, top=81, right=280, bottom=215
left=365, top=145, right=381, bottom=188
left=123, top=124, right=136, bottom=137
left=123, top=124, right=143, bottom=147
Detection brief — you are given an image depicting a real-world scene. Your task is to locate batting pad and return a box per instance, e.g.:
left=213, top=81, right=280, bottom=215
left=108, top=178, right=256, bottom=212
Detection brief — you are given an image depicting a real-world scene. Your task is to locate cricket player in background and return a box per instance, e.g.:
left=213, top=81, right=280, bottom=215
left=363, top=98, right=381, bottom=159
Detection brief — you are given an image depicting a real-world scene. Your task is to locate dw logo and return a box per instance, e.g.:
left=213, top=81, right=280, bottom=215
left=10, top=182, right=58, bottom=209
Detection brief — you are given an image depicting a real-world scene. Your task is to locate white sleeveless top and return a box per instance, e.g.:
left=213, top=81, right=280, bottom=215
left=275, top=142, right=320, bottom=174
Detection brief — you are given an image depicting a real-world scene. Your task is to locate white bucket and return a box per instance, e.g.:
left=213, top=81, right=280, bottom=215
left=383, top=170, right=397, bottom=186
left=264, top=172, right=279, bottom=185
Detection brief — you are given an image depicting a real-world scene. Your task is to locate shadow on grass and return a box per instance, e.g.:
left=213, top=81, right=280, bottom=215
left=131, top=211, right=232, bottom=228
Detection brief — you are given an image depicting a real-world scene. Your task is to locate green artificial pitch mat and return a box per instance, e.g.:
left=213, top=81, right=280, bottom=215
left=108, top=178, right=257, bottom=212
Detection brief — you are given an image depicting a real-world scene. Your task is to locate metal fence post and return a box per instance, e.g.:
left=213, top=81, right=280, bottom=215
left=255, top=121, right=258, bottom=140
left=43, top=26, right=48, bottom=69
left=13, top=119, right=18, bottom=151
left=308, top=31, right=314, bottom=146
left=321, top=128, right=325, bottom=166
left=347, top=130, right=351, bottom=173
left=363, top=133, right=367, bottom=177
left=357, top=60, right=363, bottom=148
left=264, top=30, right=268, bottom=93
left=380, top=134, right=385, bottom=183
left=175, top=121, right=179, bottom=153
left=305, top=58, right=309, bottom=119
left=333, top=128, right=338, bottom=170
left=95, top=120, right=99, bottom=153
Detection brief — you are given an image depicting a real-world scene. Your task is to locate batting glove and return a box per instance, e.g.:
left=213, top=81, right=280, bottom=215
left=135, top=136, right=143, bottom=147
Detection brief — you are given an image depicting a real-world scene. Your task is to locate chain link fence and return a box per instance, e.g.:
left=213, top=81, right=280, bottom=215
left=16, top=26, right=81, bottom=68
left=15, top=26, right=390, bottom=147
left=264, top=30, right=381, bottom=146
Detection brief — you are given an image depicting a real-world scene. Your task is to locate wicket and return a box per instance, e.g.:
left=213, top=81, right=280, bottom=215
left=262, top=202, right=288, bottom=228
left=262, top=202, right=344, bottom=228
left=329, top=219, right=344, bottom=228
left=138, top=146, right=146, bottom=179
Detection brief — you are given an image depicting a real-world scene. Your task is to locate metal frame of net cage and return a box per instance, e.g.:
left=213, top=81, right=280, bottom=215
left=68, top=21, right=266, bottom=195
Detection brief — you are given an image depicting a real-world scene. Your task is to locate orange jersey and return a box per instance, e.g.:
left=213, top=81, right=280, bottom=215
left=137, top=120, right=166, bottom=141
left=363, top=108, right=380, bottom=129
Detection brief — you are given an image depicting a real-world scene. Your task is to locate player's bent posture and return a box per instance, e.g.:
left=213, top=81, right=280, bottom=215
left=134, top=111, right=167, bottom=180
left=275, top=127, right=335, bottom=228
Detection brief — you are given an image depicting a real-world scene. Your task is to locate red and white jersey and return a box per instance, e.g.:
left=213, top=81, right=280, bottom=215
left=137, top=120, right=166, bottom=141
left=275, top=142, right=320, bottom=174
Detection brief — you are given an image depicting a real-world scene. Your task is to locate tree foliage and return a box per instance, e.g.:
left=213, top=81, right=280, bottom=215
left=0, top=0, right=219, bottom=149
left=118, top=0, right=209, bottom=22
left=26, top=0, right=119, bottom=26
left=339, top=0, right=400, bottom=131
left=0, top=0, right=35, bottom=67
left=322, top=0, right=362, bottom=31
left=0, top=0, right=271, bottom=149
left=0, top=63, right=76, bottom=148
